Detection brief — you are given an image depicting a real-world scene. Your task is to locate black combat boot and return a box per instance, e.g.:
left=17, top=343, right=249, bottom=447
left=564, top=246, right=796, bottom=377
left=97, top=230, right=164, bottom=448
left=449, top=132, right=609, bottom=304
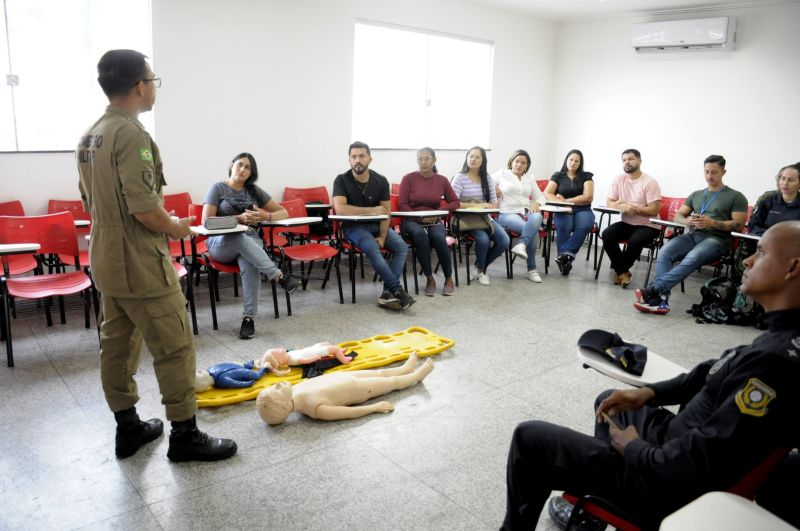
left=166, top=416, right=237, bottom=462
left=114, top=407, right=164, bottom=458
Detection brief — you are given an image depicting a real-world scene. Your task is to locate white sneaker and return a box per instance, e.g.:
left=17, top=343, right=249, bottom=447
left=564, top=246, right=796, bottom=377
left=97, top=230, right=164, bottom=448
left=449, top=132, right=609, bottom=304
left=511, top=242, right=528, bottom=260
left=478, top=272, right=490, bottom=285
left=527, top=270, right=542, bottom=283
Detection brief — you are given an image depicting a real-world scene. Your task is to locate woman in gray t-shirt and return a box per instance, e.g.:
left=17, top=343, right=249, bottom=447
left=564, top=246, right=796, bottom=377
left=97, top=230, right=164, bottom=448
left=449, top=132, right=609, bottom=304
left=202, top=152, right=298, bottom=339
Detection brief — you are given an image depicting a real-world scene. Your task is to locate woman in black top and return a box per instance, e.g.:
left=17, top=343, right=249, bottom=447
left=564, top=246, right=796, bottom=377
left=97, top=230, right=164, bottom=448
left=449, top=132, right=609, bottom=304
left=544, top=149, right=595, bottom=276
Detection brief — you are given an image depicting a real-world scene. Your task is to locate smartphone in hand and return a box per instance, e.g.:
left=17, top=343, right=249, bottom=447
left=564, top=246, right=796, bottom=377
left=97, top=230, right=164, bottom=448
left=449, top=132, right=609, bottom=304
left=601, top=411, right=621, bottom=430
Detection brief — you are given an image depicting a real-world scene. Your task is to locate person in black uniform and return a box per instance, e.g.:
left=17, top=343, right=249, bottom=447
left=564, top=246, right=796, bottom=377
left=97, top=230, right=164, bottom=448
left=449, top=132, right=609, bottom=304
left=502, top=220, right=800, bottom=530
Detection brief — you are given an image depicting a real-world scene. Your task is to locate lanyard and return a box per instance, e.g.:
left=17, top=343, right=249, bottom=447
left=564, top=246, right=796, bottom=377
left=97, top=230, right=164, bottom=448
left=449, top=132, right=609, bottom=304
left=699, top=186, right=725, bottom=215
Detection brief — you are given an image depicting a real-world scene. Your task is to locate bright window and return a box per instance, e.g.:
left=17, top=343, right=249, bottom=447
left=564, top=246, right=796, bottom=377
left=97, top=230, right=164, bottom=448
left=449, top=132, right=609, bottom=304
left=1, top=0, right=152, bottom=152
left=352, top=21, right=494, bottom=150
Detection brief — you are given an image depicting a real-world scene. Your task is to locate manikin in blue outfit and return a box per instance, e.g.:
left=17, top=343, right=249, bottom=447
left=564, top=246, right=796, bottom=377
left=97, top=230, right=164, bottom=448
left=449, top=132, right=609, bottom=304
left=195, top=363, right=270, bottom=392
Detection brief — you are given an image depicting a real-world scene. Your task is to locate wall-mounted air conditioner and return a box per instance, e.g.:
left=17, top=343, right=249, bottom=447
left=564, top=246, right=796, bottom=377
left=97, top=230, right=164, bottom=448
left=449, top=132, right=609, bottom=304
left=631, top=17, right=736, bottom=52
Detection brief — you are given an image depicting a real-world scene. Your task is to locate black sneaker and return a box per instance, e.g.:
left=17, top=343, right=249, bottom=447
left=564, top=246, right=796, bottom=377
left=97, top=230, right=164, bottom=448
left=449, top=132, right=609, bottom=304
left=278, top=273, right=299, bottom=294
left=114, top=411, right=164, bottom=458
left=167, top=416, right=238, bottom=463
left=377, top=290, right=401, bottom=310
left=556, top=254, right=574, bottom=276
left=393, top=288, right=416, bottom=310
left=239, top=317, right=255, bottom=339
left=547, top=496, right=607, bottom=531
left=555, top=253, right=567, bottom=273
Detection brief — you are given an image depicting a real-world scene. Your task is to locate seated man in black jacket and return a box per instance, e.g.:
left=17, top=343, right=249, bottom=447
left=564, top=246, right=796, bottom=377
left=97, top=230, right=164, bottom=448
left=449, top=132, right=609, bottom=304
left=502, top=220, right=800, bottom=531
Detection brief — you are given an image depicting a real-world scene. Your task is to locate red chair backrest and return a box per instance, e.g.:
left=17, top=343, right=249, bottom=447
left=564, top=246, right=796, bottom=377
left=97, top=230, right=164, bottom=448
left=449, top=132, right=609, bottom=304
left=163, top=192, right=193, bottom=218
left=48, top=199, right=91, bottom=222
left=391, top=183, right=400, bottom=195
left=0, top=212, right=80, bottom=257
left=728, top=447, right=791, bottom=500
left=283, top=186, right=330, bottom=205
left=659, top=196, right=686, bottom=221
left=0, top=200, right=25, bottom=216
left=536, top=179, right=549, bottom=192
left=188, top=203, right=208, bottom=244
left=279, top=199, right=310, bottom=237
left=390, top=193, right=402, bottom=228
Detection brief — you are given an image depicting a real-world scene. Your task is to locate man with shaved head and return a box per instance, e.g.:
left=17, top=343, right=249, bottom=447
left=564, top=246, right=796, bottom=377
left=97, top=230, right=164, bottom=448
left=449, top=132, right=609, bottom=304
left=502, top=222, right=800, bottom=530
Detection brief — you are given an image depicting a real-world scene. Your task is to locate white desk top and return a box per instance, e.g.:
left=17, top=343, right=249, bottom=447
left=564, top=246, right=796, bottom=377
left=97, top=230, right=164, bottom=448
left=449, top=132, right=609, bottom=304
left=660, top=492, right=797, bottom=531
left=454, top=208, right=499, bottom=214
left=594, top=206, right=622, bottom=214
left=545, top=200, right=574, bottom=207
left=328, top=214, right=388, bottom=221
left=0, top=243, right=41, bottom=255
left=650, top=218, right=687, bottom=229
left=261, top=216, right=322, bottom=226
left=304, top=203, right=332, bottom=209
left=731, top=231, right=761, bottom=242
left=191, top=224, right=249, bottom=236
left=74, top=219, right=91, bottom=227
left=391, top=210, right=449, bottom=217
left=540, top=205, right=573, bottom=213
left=577, top=346, right=687, bottom=387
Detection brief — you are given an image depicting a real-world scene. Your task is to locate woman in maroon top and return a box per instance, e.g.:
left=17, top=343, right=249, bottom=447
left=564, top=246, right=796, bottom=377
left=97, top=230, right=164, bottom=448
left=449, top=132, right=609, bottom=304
left=399, top=147, right=460, bottom=296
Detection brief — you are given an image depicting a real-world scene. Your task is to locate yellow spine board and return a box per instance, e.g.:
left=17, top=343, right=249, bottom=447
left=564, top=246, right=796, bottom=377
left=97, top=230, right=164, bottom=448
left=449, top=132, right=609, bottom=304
left=195, top=326, right=454, bottom=408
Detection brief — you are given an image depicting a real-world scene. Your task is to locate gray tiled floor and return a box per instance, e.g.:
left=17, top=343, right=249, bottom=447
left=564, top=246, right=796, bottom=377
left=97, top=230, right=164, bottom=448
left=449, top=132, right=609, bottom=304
left=0, top=248, right=761, bottom=530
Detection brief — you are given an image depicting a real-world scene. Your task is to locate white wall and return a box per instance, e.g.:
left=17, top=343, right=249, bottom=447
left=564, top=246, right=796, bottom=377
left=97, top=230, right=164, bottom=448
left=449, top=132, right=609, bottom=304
left=0, top=0, right=556, bottom=214
left=3, top=1, right=797, bottom=215
left=551, top=2, right=800, bottom=205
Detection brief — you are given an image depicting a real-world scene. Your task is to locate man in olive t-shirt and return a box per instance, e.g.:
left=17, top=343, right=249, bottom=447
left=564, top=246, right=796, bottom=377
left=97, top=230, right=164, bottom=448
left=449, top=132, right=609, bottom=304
left=634, top=155, right=748, bottom=314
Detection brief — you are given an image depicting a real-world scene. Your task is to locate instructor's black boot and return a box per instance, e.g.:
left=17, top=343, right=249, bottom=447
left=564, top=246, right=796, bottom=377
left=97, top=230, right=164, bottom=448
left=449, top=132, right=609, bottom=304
left=114, top=407, right=164, bottom=459
left=167, top=416, right=237, bottom=463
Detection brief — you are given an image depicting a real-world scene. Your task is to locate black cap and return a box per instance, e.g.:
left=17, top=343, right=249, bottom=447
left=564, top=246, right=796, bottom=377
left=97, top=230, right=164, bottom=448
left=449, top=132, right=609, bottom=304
left=577, top=329, right=648, bottom=376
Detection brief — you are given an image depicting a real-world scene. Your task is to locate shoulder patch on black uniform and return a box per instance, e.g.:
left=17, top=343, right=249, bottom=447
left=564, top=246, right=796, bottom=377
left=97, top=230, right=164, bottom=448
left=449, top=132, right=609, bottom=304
left=735, top=378, right=775, bottom=417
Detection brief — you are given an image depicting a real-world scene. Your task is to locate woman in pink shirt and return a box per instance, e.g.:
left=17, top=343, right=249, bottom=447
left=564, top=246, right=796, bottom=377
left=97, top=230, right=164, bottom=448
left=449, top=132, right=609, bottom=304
left=398, top=147, right=460, bottom=296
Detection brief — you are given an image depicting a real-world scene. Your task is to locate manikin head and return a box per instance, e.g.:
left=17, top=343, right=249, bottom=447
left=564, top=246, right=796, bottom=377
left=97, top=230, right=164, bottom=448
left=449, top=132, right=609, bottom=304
left=195, top=370, right=214, bottom=392
left=256, top=382, right=294, bottom=425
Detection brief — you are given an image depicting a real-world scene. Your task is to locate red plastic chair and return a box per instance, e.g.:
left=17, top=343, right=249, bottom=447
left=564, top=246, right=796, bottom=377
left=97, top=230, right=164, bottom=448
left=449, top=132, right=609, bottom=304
left=0, top=200, right=38, bottom=276
left=283, top=186, right=333, bottom=242
left=188, top=204, right=281, bottom=330
left=561, top=447, right=792, bottom=531
left=163, top=193, right=203, bottom=258
left=642, top=196, right=686, bottom=287
left=48, top=199, right=92, bottom=269
left=391, top=183, right=400, bottom=195
left=0, top=212, right=93, bottom=367
left=275, top=199, right=343, bottom=304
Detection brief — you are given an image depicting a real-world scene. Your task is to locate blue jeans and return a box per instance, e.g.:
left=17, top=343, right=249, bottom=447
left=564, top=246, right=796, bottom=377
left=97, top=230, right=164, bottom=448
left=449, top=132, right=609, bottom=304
left=468, top=220, right=510, bottom=272
left=344, top=224, right=408, bottom=293
left=402, top=220, right=453, bottom=278
left=651, top=232, right=725, bottom=296
left=498, top=212, right=543, bottom=271
left=554, top=207, right=595, bottom=257
left=206, top=230, right=281, bottom=318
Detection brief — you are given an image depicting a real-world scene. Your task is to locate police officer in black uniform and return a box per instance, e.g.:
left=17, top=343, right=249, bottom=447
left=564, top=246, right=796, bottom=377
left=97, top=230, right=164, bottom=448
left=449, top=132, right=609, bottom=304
left=77, top=49, right=236, bottom=462
left=502, top=220, right=800, bottom=530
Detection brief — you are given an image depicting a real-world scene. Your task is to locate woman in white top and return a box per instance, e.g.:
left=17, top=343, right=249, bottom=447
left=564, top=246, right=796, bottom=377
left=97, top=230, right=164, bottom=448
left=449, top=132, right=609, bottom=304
left=493, top=149, right=545, bottom=283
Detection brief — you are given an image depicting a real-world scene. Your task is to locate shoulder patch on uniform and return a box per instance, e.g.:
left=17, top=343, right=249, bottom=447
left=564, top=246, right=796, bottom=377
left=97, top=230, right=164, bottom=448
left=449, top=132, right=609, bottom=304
left=139, top=147, right=153, bottom=161
left=735, top=378, right=776, bottom=417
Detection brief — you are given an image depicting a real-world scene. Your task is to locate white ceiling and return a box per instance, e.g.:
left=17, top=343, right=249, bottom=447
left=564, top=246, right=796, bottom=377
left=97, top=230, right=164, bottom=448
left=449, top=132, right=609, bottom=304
left=464, top=0, right=798, bottom=20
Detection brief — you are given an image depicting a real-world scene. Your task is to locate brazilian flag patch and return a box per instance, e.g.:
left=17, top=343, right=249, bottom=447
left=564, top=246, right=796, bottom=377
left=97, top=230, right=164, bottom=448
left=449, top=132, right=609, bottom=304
left=735, top=378, right=775, bottom=417
left=139, top=147, right=153, bottom=161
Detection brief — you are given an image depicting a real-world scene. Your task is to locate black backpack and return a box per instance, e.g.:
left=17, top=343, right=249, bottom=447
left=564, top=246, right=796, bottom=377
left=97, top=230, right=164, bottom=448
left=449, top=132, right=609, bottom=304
left=689, top=276, right=765, bottom=328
